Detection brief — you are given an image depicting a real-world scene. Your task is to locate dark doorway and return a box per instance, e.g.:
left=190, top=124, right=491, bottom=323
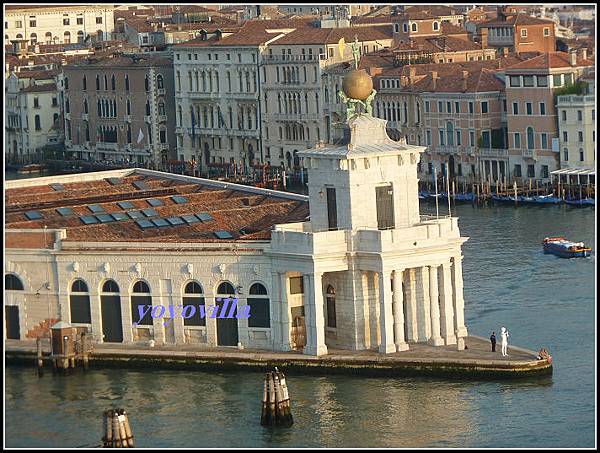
left=376, top=185, right=395, bottom=229
left=204, top=143, right=210, bottom=166
left=286, top=151, right=292, bottom=169
left=326, top=187, right=338, bottom=230
left=448, top=156, right=456, bottom=180
left=101, top=295, right=123, bottom=343
left=5, top=306, right=20, bottom=339
left=217, top=314, right=239, bottom=346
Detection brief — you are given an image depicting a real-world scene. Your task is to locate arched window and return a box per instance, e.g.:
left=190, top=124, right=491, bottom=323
left=182, top=281, right=205, bottom=326
left=64, top=31, right=71, bottom=44
left=83, top=99, right=88, bottom=114
left=103, top=75, right=108, bottom=91
left=248, top=283, right=270, bottom=328
left=411, top=23, right=417, bottom=32
left=527, top=127, right=535, bottom=150
left=16, top=33, right=23, bottom=39
left=127, top=99, right=131, bottom=115
left=125, top=74, right=130, bottom=91
left=326, top=285, right=336, bottom=328
left=30, top=33, right=37, bottom=44
left=64, top=77, right=69, bottom=90
left=77, top=30, right=84, bottom=43
left=217, top=282, right=235, bottom=295
left=45, top=32, right=52, bottom=44
left=394, top=23, right=400, bottom=33
left=447, top=122, right=454, bottom=146
left=82, top=75, right=87, bottom=90
left=158, top=102, right=165, bottom=116
left=157, top=74, right=164, bottom=89
left=433, top=21, right=440, bottom=31
left=5, top=274, right=24, bottom=291
left=111, top=74, right=116, bottom=90
left=131, top=280, right=152, bottom=326
left=70, top=279, right=91, bottom=324
left=102, top=280, right=119, bottom=293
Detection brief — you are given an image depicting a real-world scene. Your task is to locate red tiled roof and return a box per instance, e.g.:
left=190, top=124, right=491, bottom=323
left=394, top=36, right=482, bottom=53
left=15, top=69, right=59, bottom=80
left=272, top=25, right=393, bottom=45
left=481, top=12, right=555, bottom=27
left=5, top=173, right=309, bottom=244
left=22, top=83, right=57, bottom=93
left=352, top=16, right=394, bottom=25
left=505, top=52, right=594, bottom=71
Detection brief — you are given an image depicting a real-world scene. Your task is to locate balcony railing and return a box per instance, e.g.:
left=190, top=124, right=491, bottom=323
left=522, top=149, right=536, bottom=159
left=81, top=113, right=88, bottom=121
left=263, top=54, right=319, bottom=63
left=157, top=88, right=165, bottom=96
left=479, top=148, right=509, bottom=158
left=270, top=113, right=320, bottom=121
left=157, top=114, right=167, bottom=123
left=97, top=142, right=119, bottom=151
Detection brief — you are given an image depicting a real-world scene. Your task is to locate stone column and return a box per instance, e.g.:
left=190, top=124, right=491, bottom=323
left=404, top=269, right=419, bottom=342
left=279, top=272, right=292, bottom=351
left=270, top=272, right=281, bottom=350
left=90, top=293, right=103, bottom=343
left=151, top=294, right=166, bottom=345
left=439, top=261, right=457, bottom=345
left=378, top=270, right=396, bottom=353
left=120, top=295, right=134, bottom=344
left=392, top=269, right=409, bottom=352
left=303, top=272, right=328, bottom=356
left=416, top=266, right=431, bottom=342
left=205, top=290, right=218, bottom=346
left=452, top=255, right=469, bottom=339
left=428, top=265, right=444, bottom=346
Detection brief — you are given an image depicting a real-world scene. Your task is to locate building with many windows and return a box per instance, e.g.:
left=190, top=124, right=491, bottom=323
left=556, top=68, right=595, bottom=170
left=4, top=5, right=115, bottom=46
left=5, top=69, right=62, bottom=164
left=62, top=54, right=176, bottom=166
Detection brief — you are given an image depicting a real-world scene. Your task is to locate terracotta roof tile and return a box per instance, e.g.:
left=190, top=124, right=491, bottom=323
left=273, top=25, right=392, bottom=46
left=505, top=52, right=594, bottom=71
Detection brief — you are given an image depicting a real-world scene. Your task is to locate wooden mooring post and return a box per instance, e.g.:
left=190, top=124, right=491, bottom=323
left=36, top=337, right=44, bottom=377
left=260, top=368, right=293, bottom=427
left=102, top=409, right=135, bottom=448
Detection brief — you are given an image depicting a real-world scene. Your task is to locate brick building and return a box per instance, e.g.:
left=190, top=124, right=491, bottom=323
left=63, top=54, right=176, bottom=166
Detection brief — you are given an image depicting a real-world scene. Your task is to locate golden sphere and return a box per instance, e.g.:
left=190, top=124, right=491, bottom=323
left=342, top=69, right=373, bottom=101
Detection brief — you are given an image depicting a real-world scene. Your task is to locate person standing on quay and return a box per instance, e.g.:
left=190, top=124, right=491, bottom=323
left=500, top=326, right=510, bottom=357
left=490, top=331, right=496, bottom=352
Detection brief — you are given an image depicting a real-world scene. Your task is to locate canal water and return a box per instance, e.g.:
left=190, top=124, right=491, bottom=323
left=5, top=198, right=595, bottom=447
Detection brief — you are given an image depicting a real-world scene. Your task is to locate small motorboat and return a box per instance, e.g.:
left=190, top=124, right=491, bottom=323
left=542, top=237, right=592, bottom=258
left=18, top=163, right=44, bottom=174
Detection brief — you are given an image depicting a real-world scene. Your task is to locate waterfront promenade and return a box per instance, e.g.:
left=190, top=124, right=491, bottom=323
left=5, top=335, right=551, bottom=379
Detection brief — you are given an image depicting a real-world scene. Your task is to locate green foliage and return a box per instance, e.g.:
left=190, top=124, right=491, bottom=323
left=554, top=81, right=588, bottom=97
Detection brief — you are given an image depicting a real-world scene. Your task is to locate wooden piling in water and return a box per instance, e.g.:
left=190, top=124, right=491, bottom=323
left=260, top=369, right=293, bottom=427
left=103, top=408, right=134, bottom=448
left=36, top=337, right=44, bottom=377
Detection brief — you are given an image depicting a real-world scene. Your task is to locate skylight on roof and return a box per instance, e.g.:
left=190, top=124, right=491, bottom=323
left=142, top=208, right=159, bottom=217
left=117, top=201, right=135, bottom=210
left=196, top=212, right=214, bottom=222
left=88, top=204, right=105, bottom=213
left=133, top=180, right=149, bottom=190
left=50, top=183, right=65, bottom=191
left=171, top=195, right=189, bottom=204
left=182, top=214, right=200, bottom=224
left=56, top=207, right=74, bottom=216
left=106, top=177, right=123, bottom=186
left=152, top=218, right=170, bottom=228
left=80, top=215, right=99, bottom=225
left=147, top=198, right=164, bottom=207
left=25, top=211, right=43, bottom=220
left=214, top=230, right=234, bottom=239
left=111, top=212, right=129, bottom=221
left=127, top=210, right=145, bottom=219
left=136, top=219, right=155, bottom=229
left=167, top=216, right=185, bottom=226
left=96, top=214, right=115, bottom=223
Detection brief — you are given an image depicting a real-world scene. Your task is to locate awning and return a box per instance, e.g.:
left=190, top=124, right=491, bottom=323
left=550, top=167, right=595, bottom=177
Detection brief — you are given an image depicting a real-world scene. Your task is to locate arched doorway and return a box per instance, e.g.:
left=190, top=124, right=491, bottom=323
left=215, top=281, right=238, bottom=346
left=248, top=144, right=255, bottom=166
left=285, top=151, right=292, bottom=169
left=100, top=279, right=123, bottom=343
left=70, top=279, right=91, bottom=324
left=293, top=150, right=300, bottom=168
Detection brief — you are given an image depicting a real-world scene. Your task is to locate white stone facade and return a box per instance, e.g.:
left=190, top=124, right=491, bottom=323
left=6, top=116, right=469, bottom=355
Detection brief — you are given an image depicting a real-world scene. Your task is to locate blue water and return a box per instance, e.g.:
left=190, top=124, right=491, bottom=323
left=5, top=204, right=595, bottom=447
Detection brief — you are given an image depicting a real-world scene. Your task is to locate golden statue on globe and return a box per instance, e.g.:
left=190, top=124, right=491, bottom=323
left=338, top=36, right=377, bottom=121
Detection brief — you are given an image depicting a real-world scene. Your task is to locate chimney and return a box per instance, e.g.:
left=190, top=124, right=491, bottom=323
left=502, top=47, right=509, bottom=57
left=569, top=49, right=577, bottom=66
left=429, top=70, right=438, bottom=90
left=462, top=71, right=469, bottom=92
left=409, top=66, right=416, bottom=87
left=580, top=48, right=587, bottom=61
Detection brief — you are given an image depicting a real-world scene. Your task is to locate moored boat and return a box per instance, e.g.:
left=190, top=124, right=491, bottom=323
left=542, top=237, right=592, bottom=258
left=18, top=163, right=44, bottom=174
left=527, top=194, right=562, bottom=204
left=453, top=193, right=476, bottom=203
left=565, top=198, right=595, bottom=208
